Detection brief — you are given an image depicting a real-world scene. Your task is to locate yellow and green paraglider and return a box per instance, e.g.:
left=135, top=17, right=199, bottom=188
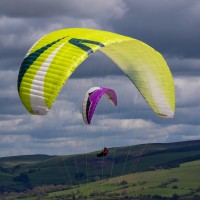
left=18, top=28, right=175, bottom=118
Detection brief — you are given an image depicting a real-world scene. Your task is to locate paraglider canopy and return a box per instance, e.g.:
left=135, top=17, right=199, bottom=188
left=82, top=87, right=117, bottom=124
left=17, top=28, right=175, bottom=118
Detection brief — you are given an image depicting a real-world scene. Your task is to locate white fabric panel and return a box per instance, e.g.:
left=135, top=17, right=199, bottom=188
left=30, top=43, right=65, bottom=115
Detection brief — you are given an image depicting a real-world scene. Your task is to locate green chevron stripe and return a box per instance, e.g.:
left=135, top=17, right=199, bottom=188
left=18, top=37, right=65, bottom=92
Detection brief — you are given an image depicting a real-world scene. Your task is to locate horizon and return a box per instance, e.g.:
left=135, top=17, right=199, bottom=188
left=0, top=139, right=199, bottom=158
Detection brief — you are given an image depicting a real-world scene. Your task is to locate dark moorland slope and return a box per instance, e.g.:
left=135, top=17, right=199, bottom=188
left=0, top=140, right=200, bottom=193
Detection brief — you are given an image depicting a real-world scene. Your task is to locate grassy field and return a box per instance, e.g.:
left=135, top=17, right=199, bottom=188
left=1, top=160, right=200, bottom=199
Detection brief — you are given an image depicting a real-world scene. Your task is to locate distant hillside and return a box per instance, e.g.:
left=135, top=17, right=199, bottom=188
left=0, top=140, right=200, bottom=193
left=0, top=154, right=55, bottom=165
left=2, top=159, right=200, bottom=199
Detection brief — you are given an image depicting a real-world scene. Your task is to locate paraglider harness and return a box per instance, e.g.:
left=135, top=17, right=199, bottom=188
left=97, top=147, right=109, bottom=157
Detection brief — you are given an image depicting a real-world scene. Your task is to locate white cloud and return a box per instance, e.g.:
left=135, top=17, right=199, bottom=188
left=175, top=76, right=200, bottom=107
left=0, top=118, right=22, bottom=131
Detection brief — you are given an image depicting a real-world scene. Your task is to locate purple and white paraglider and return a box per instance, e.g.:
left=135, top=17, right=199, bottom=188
left=82, top=87, right=117, bottom=125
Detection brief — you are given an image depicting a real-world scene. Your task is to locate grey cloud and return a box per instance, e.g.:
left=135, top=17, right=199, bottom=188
left=0, top=98, right=25, bottom=115
left=0, top=0, right=126, bottom=19
left=168, top=57, right=200, bottom=76
left=70, top=51, right=123, bottom=78
left=112, top=0, right=200, bottom=58
left=0, top=17, right=100, bottom=71
left=0, top=58, right=22, bottom=71
left=165, top=124, right=200, bottom=143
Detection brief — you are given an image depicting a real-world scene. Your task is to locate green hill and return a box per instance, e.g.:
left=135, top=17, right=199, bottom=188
left=2, top=160, right=200, bottom=199
left=0, top=140, right=200, bottom=195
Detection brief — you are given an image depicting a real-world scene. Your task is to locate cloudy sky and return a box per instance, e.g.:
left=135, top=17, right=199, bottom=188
left=0, top=0, right=200, bottom=157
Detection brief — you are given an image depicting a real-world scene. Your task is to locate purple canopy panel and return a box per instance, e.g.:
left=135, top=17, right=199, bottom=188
left=86, top=87, right=117, bottom=124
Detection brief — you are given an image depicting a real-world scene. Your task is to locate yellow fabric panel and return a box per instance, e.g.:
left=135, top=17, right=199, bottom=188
left=100, top=40, right=175, bottom=117
left=39, top=29, right=131, bottom=109
left=18, top=28, right=175, bottom=117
